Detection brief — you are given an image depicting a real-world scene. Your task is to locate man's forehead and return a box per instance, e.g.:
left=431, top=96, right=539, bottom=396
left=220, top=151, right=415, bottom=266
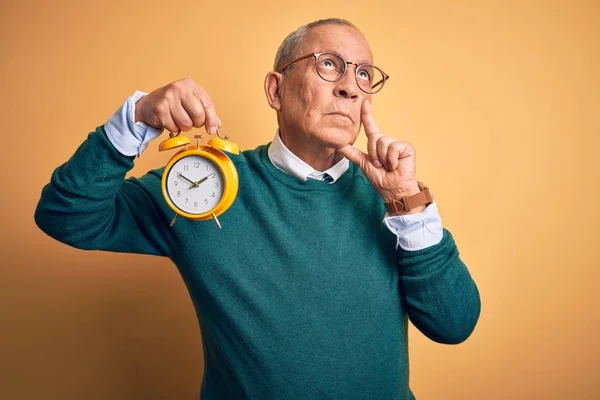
left=299, top=24, right=373, bottom=64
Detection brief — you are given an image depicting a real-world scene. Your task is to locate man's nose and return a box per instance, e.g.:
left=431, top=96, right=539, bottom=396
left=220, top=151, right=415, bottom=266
left=334, top=68, right=360, bottom=100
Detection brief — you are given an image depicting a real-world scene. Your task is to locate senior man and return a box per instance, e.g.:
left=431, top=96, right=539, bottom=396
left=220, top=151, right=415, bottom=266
left=35, top=18, right=480, bottom=400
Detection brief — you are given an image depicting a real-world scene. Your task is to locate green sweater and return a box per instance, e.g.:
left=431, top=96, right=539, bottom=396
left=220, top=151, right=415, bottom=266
left=35, top=126, right=480, bottom=400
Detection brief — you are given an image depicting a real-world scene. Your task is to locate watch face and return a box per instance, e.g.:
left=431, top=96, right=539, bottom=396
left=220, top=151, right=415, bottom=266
left=165, top=155, right=225, bottom=215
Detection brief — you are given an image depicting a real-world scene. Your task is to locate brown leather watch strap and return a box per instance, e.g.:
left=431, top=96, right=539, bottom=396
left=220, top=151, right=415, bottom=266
left=384, top=181, right=434, bottom=214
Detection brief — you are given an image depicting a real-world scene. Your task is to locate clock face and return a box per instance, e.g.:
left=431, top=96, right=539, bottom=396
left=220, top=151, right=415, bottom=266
left=165, top=155, right=225, bottom=215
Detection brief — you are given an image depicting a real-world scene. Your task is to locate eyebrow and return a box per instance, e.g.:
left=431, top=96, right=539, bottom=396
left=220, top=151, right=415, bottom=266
left=321, top=50, right=372, bottom=65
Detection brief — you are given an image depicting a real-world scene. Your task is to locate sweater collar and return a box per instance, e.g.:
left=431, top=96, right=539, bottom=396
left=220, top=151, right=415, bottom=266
left=267, top=130, right=349, bottom=183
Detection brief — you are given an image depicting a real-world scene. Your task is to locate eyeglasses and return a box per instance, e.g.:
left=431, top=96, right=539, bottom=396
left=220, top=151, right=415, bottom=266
left=278, top=51, right=389, bottom=94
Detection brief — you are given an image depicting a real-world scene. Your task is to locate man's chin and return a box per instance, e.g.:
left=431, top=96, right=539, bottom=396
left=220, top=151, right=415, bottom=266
left=320, top=127, right=358, bottom=148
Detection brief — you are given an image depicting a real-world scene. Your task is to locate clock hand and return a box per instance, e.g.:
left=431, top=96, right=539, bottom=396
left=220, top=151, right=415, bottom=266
left=177, top=172, right=199, bottom=188
left=193, top=173, right=215, bottom=186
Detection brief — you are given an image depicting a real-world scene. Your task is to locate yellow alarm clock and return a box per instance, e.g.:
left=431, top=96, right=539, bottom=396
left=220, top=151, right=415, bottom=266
left=158, top=128, right=239, bottom=229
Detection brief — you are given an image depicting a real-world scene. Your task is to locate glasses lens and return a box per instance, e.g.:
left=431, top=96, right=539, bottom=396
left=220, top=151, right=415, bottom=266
left=356, top=65, right=386, bottom=94
left=315, top=53, right=346, bottom=82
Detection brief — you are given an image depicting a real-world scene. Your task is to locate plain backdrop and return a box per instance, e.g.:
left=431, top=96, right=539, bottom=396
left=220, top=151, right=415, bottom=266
left=1, top=0, right=599, bottom=399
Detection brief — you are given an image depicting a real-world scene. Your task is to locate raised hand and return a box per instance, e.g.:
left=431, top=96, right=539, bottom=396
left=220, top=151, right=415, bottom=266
left=337, top=100, right=422, bottom=208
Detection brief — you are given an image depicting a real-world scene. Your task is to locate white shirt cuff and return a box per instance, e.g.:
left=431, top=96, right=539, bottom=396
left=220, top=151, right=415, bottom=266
left=383, top=200, right=444, bottom=251
left=104, top=90, right=163, bottom=157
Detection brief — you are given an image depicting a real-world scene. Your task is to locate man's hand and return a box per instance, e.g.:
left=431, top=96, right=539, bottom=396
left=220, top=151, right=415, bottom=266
left=135, top=77, right=221, bottom=134
left=337, top=100, right=423, bottom=211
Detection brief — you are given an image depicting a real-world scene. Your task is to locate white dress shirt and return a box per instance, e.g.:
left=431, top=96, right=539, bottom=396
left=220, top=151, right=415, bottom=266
left=105, top=91, right=444, bottom=251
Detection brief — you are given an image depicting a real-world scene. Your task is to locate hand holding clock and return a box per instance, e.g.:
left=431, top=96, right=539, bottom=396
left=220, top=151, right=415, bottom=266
left=135, top=77, right=221, bottom=135
left=137, top=78, right=238, bottom=228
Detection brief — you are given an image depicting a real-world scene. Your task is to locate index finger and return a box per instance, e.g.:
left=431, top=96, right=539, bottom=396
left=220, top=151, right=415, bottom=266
left=361, top=99, right=380, bottom=137
left=362, top=99, right=383, bottom=167
left=193, top=85, right=220, bottom=134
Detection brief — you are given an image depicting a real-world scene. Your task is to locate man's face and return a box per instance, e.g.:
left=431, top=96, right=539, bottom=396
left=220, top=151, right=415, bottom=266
left=278, top=24, right=373, bottom=150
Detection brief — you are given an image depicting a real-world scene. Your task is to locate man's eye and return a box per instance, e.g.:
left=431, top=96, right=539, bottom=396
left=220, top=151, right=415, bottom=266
left=321, top=59, right=335, bottom=69
left=358, top=70, right=371, bottom=81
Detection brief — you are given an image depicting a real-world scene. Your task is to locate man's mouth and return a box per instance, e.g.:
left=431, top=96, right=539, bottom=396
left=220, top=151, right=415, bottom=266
left=327, top=112, right=353, bottom=122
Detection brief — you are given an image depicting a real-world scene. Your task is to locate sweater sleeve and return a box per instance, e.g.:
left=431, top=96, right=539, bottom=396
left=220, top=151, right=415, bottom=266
left=34, top=125, right=176, bottom=257
left=398, top=228, right=481, bottom=344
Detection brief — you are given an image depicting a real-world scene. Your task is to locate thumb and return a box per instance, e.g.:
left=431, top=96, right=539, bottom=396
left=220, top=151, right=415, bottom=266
left=337, top=145, right=374, bottom=175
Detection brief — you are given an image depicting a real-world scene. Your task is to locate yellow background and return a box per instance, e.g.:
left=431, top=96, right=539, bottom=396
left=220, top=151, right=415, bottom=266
left=1, top=0, right=598, bottom=398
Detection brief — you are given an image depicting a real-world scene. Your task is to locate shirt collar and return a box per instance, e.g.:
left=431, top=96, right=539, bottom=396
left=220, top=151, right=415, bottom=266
left=267, top=130, right=349, bottom=183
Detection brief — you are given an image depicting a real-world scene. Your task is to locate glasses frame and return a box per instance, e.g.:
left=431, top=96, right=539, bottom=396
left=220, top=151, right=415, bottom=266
left=278, top=51, right=389, bottom=94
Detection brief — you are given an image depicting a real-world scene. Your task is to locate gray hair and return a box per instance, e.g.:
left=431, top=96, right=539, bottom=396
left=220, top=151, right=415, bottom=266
left=273, top=18, right=357, bottom=74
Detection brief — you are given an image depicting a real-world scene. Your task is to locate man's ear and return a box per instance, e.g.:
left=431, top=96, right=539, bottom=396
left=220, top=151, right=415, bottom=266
left=264, top=71, right=283, bottom=111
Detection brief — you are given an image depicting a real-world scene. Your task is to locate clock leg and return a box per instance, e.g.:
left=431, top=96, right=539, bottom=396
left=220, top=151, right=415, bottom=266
left=212, top=214, right=222, bottom=229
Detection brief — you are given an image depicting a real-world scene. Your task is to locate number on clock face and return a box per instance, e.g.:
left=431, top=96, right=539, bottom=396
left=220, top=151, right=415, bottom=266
left=166, top=155, right=225, bottom=214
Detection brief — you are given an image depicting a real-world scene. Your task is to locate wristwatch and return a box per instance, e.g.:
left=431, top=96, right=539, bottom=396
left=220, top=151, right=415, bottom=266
left=384, top=181, right=434, bottom=214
